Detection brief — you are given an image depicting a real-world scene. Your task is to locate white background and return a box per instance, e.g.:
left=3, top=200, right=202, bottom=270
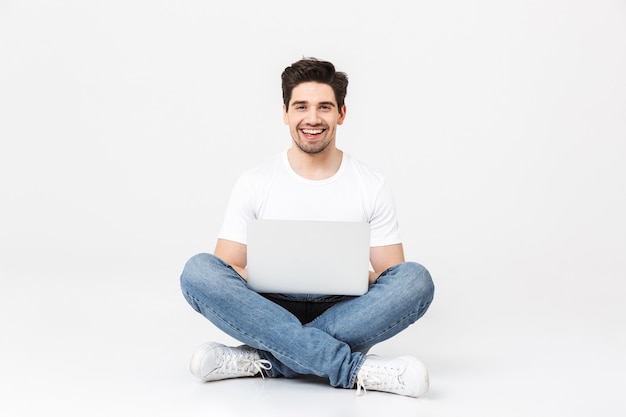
left=1, top=1, right=625, bottom=416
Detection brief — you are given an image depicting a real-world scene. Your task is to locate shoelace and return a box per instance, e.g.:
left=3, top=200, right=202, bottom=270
left=213, top=350, right=272, bottom=379
left=355, top=371, right=403, bottom=396
left=355, top=377, right=367, bottom=396
left=238, top=357, right=272, bottom=379
left=355, top=374, right=380, bottom=396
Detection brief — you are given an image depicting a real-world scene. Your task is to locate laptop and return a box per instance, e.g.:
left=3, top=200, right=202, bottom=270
left=246, top=219, right=371, bottom=296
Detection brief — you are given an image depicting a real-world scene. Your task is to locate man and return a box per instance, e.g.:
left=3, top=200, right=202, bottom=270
left=180, top=57, right=435, bottom=397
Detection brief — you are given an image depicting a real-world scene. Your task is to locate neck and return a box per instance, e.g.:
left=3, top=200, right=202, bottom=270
left=287, top=146, right=343, bottom=180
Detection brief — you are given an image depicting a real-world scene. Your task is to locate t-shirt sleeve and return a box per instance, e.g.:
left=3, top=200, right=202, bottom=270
left=217, top=172, right=256, bottom=245
left=369, top=179, right=402, bottom=247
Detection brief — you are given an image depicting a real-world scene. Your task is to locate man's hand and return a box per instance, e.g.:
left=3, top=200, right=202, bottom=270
left=369, top=270, right=382, bottom=284
left=232, top=265, right=248, bottom=280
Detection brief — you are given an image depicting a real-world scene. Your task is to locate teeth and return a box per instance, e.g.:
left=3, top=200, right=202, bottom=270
left=302, top=129, right=323, bottom=134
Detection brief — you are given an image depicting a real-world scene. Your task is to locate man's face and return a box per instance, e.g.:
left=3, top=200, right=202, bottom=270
left=283, top=82, right=346, bottom=155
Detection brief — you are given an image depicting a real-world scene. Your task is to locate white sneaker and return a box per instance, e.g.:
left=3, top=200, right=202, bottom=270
left=189, top=342, right=272, bottom=382
left=355, top=354, right=429, bottom=397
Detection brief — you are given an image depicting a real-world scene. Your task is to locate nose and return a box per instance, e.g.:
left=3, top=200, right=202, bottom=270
left=304, top=108, right=321, bottom=124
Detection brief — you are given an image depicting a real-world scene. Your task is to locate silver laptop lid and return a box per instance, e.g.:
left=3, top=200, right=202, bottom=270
left=246, top=219, right=370, bottom=296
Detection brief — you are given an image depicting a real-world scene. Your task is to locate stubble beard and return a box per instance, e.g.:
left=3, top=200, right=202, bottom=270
left=293, top=137, right=332, bottom=154
left=293, top=126, right=333, bottom=155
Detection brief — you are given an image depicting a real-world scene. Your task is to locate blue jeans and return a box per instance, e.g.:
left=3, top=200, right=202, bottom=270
left=180, top=253, right=434, bottom=388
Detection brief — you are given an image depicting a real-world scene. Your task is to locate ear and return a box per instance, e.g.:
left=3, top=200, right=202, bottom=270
left=337, top=105, right=347, bottom=125
left=282, top=104, right=289, bottom=125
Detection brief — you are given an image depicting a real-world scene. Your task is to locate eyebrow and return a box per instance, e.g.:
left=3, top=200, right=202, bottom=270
left=290, top=100, right=336, bottom=108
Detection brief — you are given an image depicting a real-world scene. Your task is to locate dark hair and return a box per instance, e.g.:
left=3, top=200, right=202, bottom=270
left=281, top=57, right=348, bottom=111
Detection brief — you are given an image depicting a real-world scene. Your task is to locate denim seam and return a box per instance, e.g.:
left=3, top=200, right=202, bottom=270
left=348, top=352, right=366, bottom=388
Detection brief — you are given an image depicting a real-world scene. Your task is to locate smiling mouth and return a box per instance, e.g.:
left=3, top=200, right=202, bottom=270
left=300, top=128, right=325, bottom=135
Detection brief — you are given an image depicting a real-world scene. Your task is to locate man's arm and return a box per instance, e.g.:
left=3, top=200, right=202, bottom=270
left=369, top=243, right=405, bottom=284
left=214, top=238, right=248, bottom=280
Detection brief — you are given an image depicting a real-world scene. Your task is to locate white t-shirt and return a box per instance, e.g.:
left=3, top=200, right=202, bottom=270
left=218, top=150, right=402, bottom=247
